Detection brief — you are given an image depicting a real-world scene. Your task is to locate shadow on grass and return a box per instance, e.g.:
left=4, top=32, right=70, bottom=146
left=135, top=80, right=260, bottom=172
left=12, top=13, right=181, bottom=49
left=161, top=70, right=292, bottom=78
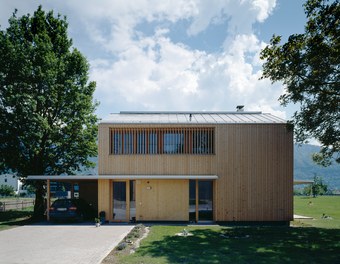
left=138, top=227, right=340, bottom=263
left=0, top=210, right=33, bottom=222
left=0, top=210, right=34, bottom=227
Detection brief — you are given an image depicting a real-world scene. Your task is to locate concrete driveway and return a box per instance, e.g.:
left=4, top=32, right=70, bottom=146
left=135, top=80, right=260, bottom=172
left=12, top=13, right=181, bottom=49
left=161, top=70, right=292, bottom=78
left=0, top=223, right=134, bottom=264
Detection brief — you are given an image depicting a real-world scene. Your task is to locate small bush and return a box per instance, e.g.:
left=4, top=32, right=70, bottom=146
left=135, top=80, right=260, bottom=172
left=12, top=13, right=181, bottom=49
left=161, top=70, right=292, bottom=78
left=0, top=184, right=15, bottom=196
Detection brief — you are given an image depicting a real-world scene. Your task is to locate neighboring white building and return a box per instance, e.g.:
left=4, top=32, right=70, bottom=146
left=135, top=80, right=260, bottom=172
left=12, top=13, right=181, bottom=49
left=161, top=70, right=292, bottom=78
left=0, top=174, right=25, bottom=195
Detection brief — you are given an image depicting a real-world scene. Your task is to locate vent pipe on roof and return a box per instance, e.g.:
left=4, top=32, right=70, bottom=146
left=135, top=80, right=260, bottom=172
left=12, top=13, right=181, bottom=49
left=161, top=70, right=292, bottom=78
left=236, top=105, right=244, bottom=112
left=189, top=114, right=192, bottom=121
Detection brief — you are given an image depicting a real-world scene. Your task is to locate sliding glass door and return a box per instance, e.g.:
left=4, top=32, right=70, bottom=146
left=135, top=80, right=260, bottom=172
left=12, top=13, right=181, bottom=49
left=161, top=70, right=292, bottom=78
left=189, top=180, right=214, bottom=222
left=113, top=181, right=126, bottom=221
left=198, top=181, right=213, bottom=221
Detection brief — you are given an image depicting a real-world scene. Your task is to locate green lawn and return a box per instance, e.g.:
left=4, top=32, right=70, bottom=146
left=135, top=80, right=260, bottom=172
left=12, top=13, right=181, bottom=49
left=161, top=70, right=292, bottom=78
left=294, top=196, right=340, bottom=228
left=116, top=196, right=340, bottom=264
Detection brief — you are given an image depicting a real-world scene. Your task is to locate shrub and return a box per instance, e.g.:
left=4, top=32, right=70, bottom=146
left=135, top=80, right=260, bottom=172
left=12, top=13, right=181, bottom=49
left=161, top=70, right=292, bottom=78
left=0, top=184, right=15, bottom=196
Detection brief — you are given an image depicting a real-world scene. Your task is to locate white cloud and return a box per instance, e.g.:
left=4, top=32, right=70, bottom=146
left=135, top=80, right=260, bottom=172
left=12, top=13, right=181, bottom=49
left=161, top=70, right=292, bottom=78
left=187, top=0, right=276, bottom=36
left=0, top=0, right=285, bottom=119
left=91, top=29, right=285, bottom=118
left=91, top=32, right=204, bottom=111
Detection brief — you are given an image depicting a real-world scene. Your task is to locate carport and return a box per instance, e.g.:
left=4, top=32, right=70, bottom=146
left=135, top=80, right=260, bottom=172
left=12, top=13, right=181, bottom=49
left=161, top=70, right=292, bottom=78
left=28, top=175, right=99, bottom=221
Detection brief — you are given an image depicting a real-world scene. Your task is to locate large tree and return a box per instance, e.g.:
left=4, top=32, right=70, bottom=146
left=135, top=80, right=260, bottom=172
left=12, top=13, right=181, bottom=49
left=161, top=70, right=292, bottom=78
left=260, top=0, right=339, bottom=166
left=0, top=6, right=98, bottom=218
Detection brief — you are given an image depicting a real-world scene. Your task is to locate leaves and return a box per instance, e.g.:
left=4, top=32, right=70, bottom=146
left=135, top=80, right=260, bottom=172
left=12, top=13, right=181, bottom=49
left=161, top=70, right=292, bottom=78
left=0, top=7, right=98, bottom=179
left=260, top=0, right=340, bottom=166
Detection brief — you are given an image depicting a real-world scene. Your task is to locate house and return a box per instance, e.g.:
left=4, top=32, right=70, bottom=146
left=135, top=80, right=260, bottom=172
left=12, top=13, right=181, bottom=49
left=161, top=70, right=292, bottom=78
left=98, top=110, right=293, bottom=223
left=0, top=174, right=26, bottom=195
left=28, top=110, right=293, bottom=224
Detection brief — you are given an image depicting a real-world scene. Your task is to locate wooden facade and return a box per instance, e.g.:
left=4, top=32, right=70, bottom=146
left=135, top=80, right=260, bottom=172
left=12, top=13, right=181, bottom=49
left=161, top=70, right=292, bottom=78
left=97, top=113, right=293, bottom=223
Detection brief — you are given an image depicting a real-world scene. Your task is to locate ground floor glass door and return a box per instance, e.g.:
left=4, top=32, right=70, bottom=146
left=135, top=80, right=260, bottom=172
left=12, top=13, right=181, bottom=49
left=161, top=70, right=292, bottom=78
left=198, top=181, right=213, bottom=221
left=189, top=180, right=196, bottom=221
left=113, top=181, right=126, bottom=221
left=189, top=180, right=213, bottom=222
left=130, top=180, right=136, bottom=221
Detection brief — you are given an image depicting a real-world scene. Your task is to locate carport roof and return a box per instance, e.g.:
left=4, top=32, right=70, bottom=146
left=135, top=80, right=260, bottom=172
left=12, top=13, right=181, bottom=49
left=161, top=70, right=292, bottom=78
left=27, top=175, right=218, bottom=180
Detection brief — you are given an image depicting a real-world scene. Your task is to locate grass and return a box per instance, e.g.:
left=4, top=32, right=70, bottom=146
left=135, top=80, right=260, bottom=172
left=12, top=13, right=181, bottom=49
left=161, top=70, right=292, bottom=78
left=0, top=206, right=34, bottom=231
left=2, top=196, right=340, bottom=262
left=114, top=196, right=340, bottom=264
left=293, top=196, right=340, bottom=228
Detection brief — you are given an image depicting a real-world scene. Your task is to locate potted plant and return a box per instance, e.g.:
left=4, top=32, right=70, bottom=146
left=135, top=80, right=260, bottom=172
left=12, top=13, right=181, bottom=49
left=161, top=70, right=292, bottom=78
left=95, top=217, right=101, bottom=227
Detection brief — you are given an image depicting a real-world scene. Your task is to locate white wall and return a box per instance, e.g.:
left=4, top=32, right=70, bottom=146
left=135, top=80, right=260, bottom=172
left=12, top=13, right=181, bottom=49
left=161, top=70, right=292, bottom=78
left=0, top=174, right=23, bottom=193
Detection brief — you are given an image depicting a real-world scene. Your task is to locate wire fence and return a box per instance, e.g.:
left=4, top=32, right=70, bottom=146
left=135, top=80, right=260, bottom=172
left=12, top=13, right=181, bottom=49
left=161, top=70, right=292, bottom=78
left=0, top=200, right=35, bottom=211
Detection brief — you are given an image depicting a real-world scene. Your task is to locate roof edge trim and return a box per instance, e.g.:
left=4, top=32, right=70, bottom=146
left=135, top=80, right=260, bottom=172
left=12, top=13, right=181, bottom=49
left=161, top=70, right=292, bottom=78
left=118, top=111, right=262, bottom=115
left=27, top=175, right=218, bottom=180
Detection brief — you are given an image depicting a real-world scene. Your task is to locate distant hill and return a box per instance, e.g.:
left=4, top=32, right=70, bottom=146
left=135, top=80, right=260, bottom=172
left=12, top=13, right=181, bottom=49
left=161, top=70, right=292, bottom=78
left=294, top=144, right=340, bottom=190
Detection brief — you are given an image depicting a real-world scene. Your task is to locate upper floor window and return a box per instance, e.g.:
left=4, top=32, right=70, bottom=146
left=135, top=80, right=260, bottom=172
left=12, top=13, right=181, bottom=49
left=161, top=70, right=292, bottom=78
left=110, top=128, right=214, bottom=155
left=163, top=132, right=184, bottom=154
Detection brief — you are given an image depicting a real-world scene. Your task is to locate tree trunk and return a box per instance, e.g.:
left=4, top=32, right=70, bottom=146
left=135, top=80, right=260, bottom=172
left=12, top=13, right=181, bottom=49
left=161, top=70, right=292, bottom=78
left=33, top=181, right=46, bottom=220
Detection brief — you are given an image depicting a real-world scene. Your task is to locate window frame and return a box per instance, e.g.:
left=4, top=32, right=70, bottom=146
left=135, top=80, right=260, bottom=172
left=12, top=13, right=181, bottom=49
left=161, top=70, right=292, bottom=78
left=109, top=127, right=215, bottom=155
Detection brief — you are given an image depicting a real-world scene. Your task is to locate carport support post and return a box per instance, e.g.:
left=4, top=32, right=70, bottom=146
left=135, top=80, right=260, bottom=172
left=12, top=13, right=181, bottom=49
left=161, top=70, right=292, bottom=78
left=47, top=179, right=50, bottom=221
left=195, top=179, right=199, bottom=223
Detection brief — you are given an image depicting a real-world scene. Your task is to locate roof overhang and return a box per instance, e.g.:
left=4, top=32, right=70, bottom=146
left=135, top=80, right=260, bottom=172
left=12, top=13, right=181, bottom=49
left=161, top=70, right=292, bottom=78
left=27, top=175, right=218, bottom=180
left=294, top=180, right=314, bottom=185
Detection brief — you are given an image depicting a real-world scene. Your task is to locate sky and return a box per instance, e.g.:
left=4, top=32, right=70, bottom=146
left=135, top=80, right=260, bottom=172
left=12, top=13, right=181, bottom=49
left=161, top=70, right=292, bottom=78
left=0, top=0, right=307, bottom=120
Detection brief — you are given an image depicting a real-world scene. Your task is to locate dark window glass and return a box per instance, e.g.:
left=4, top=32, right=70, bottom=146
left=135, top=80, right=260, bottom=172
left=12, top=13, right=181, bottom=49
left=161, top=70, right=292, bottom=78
left=130, top=180, right=136, bottom=221
left=193, top=131, right=213, bottom=154
left=189, top=180, right=196, bottom=221
left=137, top=132, right=146, bottom=154
left=113, top=132, right=122, bottom=154
left=198, top=181, right=213, bottom=220
left=149, top=133, right=158, bottom=154
left=110, top=128, right=214, bottom=155
left=124, top=132, right=134, bottom=154
left=163, top=133, right=184, bottom=154
left=113, top=182, right=126, bottom=220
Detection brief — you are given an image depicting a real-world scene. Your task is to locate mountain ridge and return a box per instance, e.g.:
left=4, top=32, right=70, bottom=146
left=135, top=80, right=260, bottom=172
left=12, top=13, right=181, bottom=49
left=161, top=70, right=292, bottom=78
left=294, top=144, right=340, bottom=189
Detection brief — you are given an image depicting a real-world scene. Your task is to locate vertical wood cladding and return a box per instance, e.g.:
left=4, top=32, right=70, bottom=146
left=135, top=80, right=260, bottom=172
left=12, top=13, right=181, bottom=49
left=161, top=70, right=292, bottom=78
left=136, top=179, right=189, bottom=221
left=214, top=124, right=293, bottom=221
left=98, top=123, right=293, bottom=222
left=98, top=179, right=110, bottom=218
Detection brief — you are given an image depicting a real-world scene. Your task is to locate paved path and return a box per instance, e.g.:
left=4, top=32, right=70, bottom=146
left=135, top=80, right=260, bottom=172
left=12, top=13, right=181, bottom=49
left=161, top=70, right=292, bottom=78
left=0, top=223, right=134, bottom=264
left=294, top=214, right=313, bottom=219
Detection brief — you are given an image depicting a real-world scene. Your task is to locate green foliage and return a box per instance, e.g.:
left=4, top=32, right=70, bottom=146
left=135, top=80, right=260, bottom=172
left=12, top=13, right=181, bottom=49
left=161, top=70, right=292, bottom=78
left=23, top=184, right=36, bottom=195
left=260, top=0, right=340, bottom=166
left=0, top=184, right=15, bottom=196
left=303, top=174, right=329, bottom=197
left=0, top=6, right=98, bottom=218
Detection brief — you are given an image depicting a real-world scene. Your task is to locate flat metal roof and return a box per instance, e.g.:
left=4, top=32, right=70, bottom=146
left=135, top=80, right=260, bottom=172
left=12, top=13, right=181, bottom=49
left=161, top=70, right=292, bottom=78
left=294, top=180, right=314, bottom=185
left=101, top=111, right=286, bottom=124
left=27, top=175, right=218, bottom=180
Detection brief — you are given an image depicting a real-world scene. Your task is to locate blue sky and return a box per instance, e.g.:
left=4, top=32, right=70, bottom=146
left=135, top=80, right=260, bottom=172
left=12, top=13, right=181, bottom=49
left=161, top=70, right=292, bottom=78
left=0, top=0, right=307, bottom=120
